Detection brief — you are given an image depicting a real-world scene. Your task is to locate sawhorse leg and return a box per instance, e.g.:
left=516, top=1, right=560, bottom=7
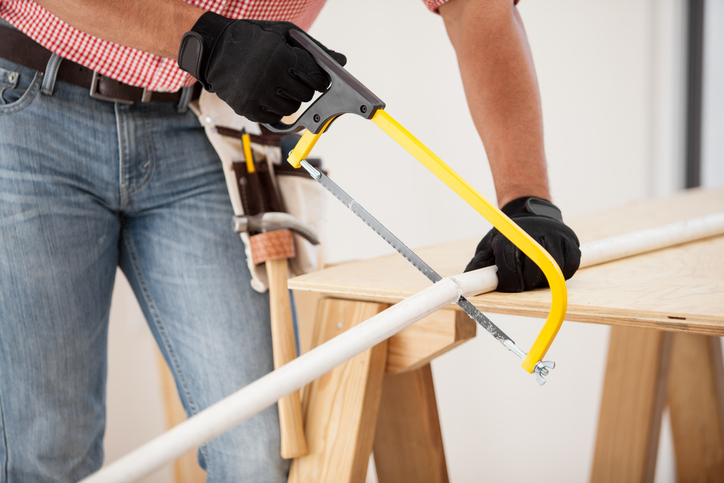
left=373, top=364, right=449, bottom=483
left=289, top=300, right=471, bottom=483
left=667, top=333, right=724, bottom=481
left=288, top=297, right=389, bottom=483
left=372, top=308, right=473, bottom=483
left=591, top=326, right=724, bottom=483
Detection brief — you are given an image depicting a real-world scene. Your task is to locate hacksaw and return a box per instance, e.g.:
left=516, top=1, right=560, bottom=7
left=264, top=29, right=567, bottom=384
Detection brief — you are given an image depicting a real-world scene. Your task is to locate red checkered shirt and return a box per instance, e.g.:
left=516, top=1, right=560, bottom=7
left=0, top=0, right=450, bottom=92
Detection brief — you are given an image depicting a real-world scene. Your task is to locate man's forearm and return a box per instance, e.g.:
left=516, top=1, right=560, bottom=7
left=439, top=0, right=550, bottom=207
left=33, top=0, right=204, bottom=58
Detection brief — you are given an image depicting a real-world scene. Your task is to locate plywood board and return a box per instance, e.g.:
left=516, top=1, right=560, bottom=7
left=289, top=189, right=724, bottom=335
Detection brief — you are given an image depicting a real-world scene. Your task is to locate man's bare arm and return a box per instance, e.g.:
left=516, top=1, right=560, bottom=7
left=439, top=0, right=550, bottom=207
left=33, top=0, right=204, bottom=58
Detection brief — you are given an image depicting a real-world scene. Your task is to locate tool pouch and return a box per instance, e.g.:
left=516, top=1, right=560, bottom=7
left=191, top=90, right=325, bottom=292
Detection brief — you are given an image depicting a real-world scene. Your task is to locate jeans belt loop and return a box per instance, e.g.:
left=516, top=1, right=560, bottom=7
left=41, top=53, right=62, bottom=96
left=177, top=85, right=194, bottom=114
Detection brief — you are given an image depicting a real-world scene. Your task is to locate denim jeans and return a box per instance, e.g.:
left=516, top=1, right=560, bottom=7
left=0, top=52, right=289, bottom=482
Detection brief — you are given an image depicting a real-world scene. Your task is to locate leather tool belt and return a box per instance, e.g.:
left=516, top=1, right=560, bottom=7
left=0, top=24, right=200, bottom=104
left=190, top=91, right=326, bottom=293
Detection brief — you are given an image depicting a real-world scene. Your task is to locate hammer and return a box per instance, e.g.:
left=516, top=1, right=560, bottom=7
left=233, top=131, right=315, bottom=458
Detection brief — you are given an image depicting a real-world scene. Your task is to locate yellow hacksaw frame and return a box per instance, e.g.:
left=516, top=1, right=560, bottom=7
left=285, top=110, right=567, bottom=375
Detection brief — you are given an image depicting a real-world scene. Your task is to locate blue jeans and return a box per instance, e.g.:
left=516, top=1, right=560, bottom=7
left=0, top=53, right=288, bottom=482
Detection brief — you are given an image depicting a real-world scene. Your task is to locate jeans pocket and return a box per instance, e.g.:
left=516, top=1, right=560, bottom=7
left=0, top=63, right=41, bottom=115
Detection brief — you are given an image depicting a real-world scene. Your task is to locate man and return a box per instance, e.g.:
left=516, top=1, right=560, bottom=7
left=0, top=0, right=579, bottom=481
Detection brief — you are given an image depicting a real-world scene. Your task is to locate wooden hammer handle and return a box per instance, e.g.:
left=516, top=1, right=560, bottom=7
left=266, top=257, right=308, bottom=458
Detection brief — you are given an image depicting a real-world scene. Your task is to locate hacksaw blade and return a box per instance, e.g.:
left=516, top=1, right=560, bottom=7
left=300, top=160, right=514, bottom=345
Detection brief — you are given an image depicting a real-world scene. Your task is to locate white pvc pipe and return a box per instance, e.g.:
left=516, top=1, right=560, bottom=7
left=83, top=212, right=724, bottom=483
left=579, top=212, right=724, bottom=269
left=455, top=212, right=724, bottom=297
left=82, top=274, right=490, bottom=483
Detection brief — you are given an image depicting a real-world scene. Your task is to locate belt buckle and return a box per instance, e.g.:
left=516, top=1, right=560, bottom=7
left=89, top=71, right=134, bottom=105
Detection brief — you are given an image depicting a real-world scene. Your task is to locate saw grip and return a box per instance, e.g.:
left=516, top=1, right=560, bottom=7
left=265, top=29, right=568, bottom=378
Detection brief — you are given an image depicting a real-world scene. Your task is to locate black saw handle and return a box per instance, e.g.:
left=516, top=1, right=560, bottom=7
left=263, top=29, right=386, bottom=134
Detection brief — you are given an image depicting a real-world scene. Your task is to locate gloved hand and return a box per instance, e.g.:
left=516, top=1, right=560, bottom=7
left=465, top=197, right=581, bottom=292
left=178, top=12, right=346, bottom=123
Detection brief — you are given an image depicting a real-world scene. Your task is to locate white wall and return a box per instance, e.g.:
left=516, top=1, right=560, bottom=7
left=702, top=0, right=724, bottom=189
left=103, top=0, right=693, bottom=481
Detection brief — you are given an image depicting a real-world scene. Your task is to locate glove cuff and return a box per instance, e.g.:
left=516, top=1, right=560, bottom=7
left=178, top=11, right=235, bottom=89
left=501, top=196, right=563, bottom=221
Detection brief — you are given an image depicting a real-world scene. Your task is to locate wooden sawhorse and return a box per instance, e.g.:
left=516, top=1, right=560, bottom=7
left=288, top=298, right=474, bottom=483
left=289, top=188, right=724, bottom=483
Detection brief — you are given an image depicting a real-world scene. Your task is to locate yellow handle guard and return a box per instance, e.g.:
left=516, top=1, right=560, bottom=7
left=286, top=111, right=567, bottom=373
left=287, top=119, right=334, bottom=169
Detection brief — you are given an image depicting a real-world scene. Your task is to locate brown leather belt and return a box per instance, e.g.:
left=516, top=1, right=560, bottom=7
left=0, top=25, right=200, bottom=104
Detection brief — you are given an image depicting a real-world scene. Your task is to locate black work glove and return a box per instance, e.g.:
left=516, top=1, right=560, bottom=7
left=465, top=197, right=581, bottom=292
left=178, top=12, right=346, bottom=123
